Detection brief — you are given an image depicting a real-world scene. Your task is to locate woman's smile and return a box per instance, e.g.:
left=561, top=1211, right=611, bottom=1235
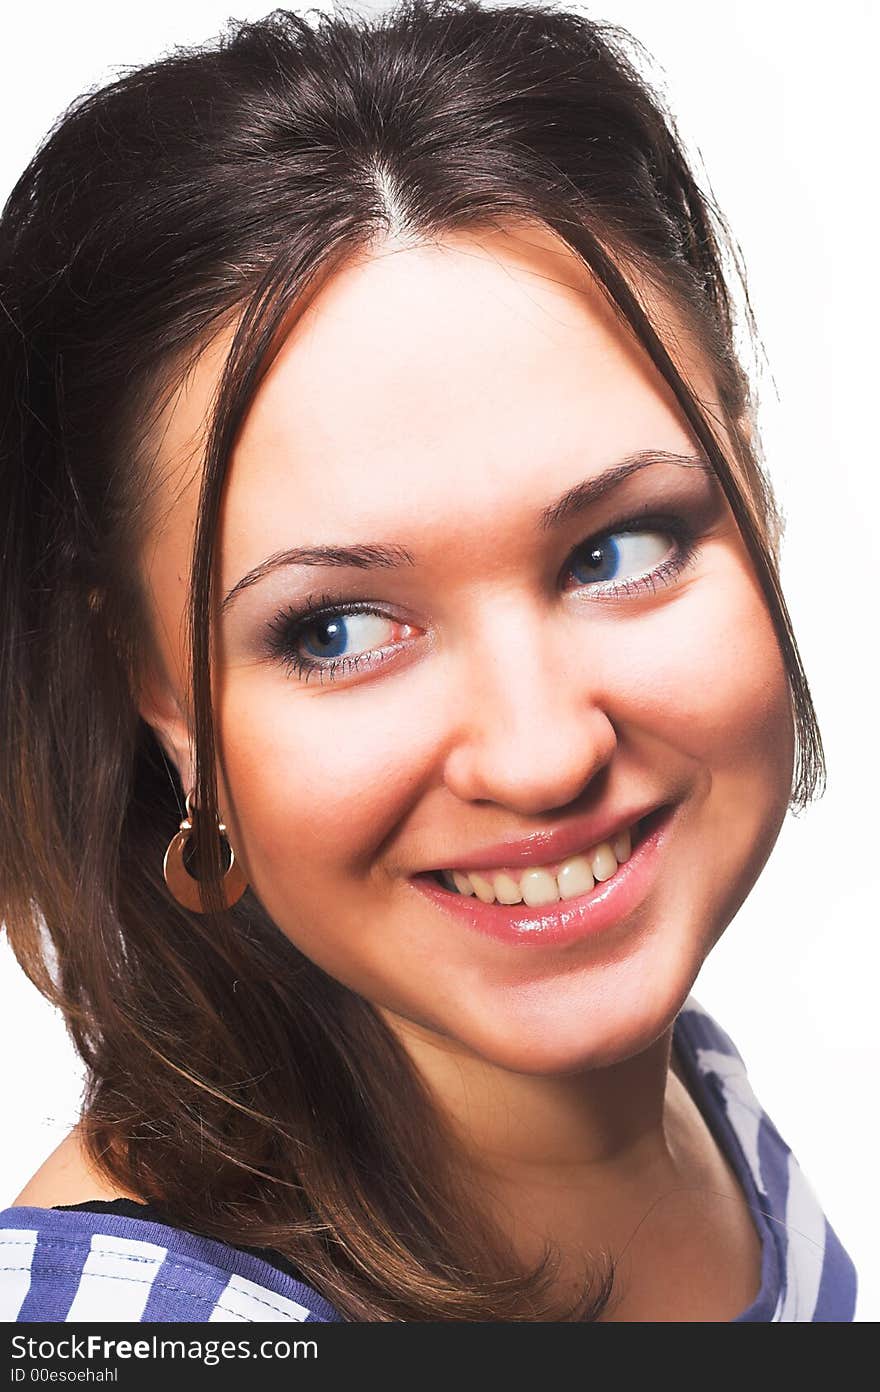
left=406, top=802, right=678, bottom=947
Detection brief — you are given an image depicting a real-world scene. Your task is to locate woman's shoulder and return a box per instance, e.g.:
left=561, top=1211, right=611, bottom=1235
left=12, top=1126, right=141, bottom=1209
left=2, top=1130, right=342, bottom=1323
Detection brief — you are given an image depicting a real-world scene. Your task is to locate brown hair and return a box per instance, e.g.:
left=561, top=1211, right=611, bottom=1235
left=0, top=1, right=824, bottom=1320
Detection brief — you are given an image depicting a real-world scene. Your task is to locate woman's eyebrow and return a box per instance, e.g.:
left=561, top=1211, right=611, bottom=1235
left=220, top=449, right=711, bottom=614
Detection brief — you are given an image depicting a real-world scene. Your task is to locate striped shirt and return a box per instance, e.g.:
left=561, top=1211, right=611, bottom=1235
left=0, top=995, right=858, bottom=1321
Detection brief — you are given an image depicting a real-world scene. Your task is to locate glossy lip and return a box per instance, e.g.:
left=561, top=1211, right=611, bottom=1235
left=420, top=800, right=666, bottom=877
left=407, top=803, right=677, bottom=947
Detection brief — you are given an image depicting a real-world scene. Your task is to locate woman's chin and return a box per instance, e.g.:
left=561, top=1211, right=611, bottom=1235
left=393, top=973, right=694, bottom=1077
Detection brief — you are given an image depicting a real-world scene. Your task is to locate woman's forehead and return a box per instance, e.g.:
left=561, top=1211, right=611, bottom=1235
left=143, top=226, right=712, bottom=584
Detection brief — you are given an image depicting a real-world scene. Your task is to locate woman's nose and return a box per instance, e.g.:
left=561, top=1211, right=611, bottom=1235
left=439, top=607, right=617, bottom=816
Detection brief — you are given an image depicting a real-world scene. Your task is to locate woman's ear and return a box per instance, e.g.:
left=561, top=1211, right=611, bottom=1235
left=135, top=664, right=196, bottom=795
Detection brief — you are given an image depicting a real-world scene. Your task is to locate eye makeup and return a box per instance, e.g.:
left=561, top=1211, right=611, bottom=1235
left=261, top=504, right=705, bottom=685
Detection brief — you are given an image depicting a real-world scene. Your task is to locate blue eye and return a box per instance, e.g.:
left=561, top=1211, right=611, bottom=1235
left=265, top=600, right=412, bottom=685
left=570, top=529, right=673, bottom=589
left=298, top=611, right=398, bottom=662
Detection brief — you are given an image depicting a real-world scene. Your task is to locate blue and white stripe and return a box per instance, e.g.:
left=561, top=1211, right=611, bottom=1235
left=0, top=1207, right=337, bottom=1322
left=673, top=995, right=857, bottom=1322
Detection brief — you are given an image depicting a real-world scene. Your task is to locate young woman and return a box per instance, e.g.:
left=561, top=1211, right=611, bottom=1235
left=0, top=0, right=857, bottom=1321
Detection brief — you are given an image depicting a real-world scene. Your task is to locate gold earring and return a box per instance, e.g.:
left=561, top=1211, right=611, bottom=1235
left=163, top=789, right=248, bottom=912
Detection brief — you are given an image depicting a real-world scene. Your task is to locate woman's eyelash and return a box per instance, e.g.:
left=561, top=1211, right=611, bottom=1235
left=263, top=512, right=700, bottom=684
left=264, top=592, right=389, bottom=686
left=574, top=512, right=698, bottom=600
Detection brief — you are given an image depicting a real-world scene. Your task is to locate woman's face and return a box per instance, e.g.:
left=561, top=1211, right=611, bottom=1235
left=139, top=223, right=794, bottom=1076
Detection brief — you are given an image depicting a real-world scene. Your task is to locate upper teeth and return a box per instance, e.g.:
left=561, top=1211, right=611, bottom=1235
left=439, top=824, right=634, bottom=906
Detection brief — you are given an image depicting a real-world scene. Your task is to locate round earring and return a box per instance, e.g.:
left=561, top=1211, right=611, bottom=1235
left=163, top=789, right=248, bottom=912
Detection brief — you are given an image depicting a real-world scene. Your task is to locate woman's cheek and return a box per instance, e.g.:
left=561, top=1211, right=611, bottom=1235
left=611, top=545, right=792, bottom=773
left=689, top=551, right=794, bottom=794
left=216, top=671, right=426, bottom=895
left=606, top=551, right=794, bottom=938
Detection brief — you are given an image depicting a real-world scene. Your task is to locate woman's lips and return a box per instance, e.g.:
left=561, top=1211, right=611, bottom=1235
left=414, top=800, right=665, bottom=876
left=406, top=803, right=676, bottom=947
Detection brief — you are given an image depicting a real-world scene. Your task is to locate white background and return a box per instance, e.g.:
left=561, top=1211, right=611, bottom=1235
left=1, top=1, right=877, bottom=1319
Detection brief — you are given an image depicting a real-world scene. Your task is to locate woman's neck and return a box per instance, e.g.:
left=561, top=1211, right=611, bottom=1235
left=381, top=1007, right=679, bottom=1175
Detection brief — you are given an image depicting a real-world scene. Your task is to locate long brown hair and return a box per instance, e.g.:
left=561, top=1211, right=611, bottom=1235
left=0, top=1, right=824, bottom=1320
